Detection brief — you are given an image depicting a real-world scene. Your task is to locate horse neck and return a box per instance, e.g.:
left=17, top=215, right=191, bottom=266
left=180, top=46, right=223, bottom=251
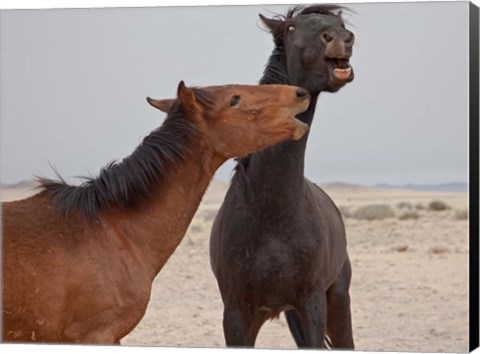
left=107, top=145, right=223, bottom=280
left=245, top=96, right=318, bottom=203
left=242, top=50, right=320, bottom=205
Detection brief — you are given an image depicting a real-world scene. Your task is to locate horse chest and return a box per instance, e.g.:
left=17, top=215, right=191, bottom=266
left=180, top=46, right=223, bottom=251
left=244, top=235, right=322, bottom=281
left=229, top=213, right=340, bottom=290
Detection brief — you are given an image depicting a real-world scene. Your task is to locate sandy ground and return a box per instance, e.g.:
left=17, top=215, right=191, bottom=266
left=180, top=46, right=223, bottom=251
left=1, top=181, right=470, bottom=352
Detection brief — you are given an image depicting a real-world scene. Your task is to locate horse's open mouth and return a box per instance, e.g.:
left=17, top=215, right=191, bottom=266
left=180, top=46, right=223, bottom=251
left=327, top=58, right=353, bottom=81
left=291, top=117, right=309, bottom=140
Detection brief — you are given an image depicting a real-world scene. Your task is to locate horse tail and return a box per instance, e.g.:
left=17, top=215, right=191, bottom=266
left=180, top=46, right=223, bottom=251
left=285, top=309, right=332, bottom=349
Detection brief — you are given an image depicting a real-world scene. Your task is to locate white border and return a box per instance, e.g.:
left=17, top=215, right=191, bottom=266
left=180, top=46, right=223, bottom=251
left=0, top=0, right=477, bottom=354
left=0, top=0, right=476, bottom=10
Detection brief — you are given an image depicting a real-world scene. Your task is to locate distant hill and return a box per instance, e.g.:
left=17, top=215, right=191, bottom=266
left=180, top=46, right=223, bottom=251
left=1, top=179, right=37, bottom=190
left=373, top=182, right=468, bottom=192
left=1, top=179, right=469, bottom=193
left=319, top=182, right=376, bottom=193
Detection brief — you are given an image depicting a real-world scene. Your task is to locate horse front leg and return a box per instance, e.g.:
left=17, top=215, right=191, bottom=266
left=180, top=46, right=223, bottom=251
left=326, top=257, right=355, bottom=349
left=296, top=287, right=328, bottom=348
left=223, top=301, right=265, bottom=347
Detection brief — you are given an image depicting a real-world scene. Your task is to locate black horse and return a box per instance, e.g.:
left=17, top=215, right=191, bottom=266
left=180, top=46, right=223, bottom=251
left=209, top=5, right=355, bottom=349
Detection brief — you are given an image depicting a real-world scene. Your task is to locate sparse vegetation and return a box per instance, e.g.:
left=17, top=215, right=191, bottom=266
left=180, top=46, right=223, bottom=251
left=195, top=208, right=218, bottom=221
left=338, top=205, right=352, bottom=218
left=415, top=203, right=426, bottom=210
left=391, top=244, right=409, bottom=252
left=429, top=246, right=450, bottom=254
left=396, top=201, right=413, bottom=209
left=428, top=200, right=450, bottom=211
left=398, top=211, right=420, bottom=220
left=189, top=223, right=203, bottom=233
left=353, top=204, right=395, bottom=221
left=454, top=209, right=468, bottom=220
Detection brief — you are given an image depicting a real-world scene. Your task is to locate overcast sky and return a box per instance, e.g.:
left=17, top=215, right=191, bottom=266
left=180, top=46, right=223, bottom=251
left=0, top=1, right=470, bottom=186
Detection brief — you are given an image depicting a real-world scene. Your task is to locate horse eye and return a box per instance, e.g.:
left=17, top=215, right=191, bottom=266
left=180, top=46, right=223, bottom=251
left=288, top=25, right=295, bottom=32
left=230, top=95, right=241, bottom=107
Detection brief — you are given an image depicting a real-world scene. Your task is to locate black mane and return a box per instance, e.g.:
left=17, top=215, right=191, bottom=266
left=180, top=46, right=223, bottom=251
left=286, top=4, right=346, bottom=18
left=259, top=48, right=290, bottom=85
left=37, top=97, right=207, bottom=220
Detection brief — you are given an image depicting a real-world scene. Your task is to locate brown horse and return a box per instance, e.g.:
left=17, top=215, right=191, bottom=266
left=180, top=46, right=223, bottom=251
left=2, top=81, right=310, bottom=344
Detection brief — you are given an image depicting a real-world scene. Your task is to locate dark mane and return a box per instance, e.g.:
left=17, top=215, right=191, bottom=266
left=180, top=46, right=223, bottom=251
left=269, top=4, right=347, bottom=48
left=288, top=4, right=346, bottom=18
left=259, top=48, right=290, bottom=85
left=37, top=98, right=205, bottom=220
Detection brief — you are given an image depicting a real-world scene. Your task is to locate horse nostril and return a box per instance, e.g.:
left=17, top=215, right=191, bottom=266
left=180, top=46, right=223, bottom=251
left=296, top=88, right=310, bottom=101
left=323, top=33, right=334, bottom=43
left=345, top=32, right=355, bottom=45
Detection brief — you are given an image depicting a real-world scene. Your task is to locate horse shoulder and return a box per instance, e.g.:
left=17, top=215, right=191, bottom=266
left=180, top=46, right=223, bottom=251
left=3, top=193, right=151, bottom=342
left=2, top=194, right=75, bottom=341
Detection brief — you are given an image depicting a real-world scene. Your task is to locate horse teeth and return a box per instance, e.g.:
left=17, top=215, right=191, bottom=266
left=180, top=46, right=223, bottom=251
left=333, top=67, right=352, bottom=79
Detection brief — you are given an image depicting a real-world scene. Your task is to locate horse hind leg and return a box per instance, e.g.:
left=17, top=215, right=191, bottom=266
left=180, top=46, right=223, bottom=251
left=326, top=257, right=355, bottom=349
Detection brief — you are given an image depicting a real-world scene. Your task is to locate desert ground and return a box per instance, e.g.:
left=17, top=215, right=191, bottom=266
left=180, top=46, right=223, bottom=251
left=1, top=180, right=470, bottom=352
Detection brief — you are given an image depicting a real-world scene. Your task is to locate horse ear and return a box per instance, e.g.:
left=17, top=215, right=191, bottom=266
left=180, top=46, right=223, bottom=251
left=176, top=81, right=200, bottom=117
left=259, top=14, right=282, bottom=32
left=146, top=97, right=176, bottom=113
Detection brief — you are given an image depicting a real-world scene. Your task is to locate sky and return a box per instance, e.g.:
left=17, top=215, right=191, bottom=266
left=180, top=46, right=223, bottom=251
left=0, top=1, right=471, bottom=186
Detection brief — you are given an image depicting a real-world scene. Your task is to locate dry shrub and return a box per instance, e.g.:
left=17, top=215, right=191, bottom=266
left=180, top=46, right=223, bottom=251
left=398, top=211, right=420, bottom=220
left=396, top=201, right=413, bottom=209
left=429, top=246, right=449, bottom=254
left=189, top=223, right=203, bottom=233
left=454, top=209, right=468, bottom=220
left=338, top=205, right=352, bottom=218
left=415, top=203, right=426, bottom=210
left=196, top=208, right=218, bottom=221
left=428, top=200, right=450, bottom=211
left=391, top=244, right=409, bottom=252
left=353, top=204, right=395, bottom=221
